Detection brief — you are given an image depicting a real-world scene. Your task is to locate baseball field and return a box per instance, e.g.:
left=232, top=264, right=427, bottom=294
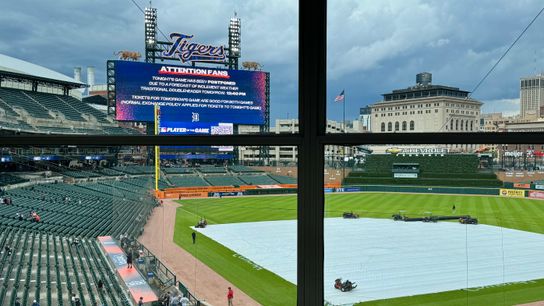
left=173, top=192, right=544, bottom=306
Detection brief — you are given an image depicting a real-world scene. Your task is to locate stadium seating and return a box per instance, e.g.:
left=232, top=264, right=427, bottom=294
left=0, top=174, right=28, bottom=186
left=34, top=126, right=78, bottom=135
left=94, top=168, right=125, bottom=177
left=163, top=167, right=194, bottom=174
left=61, top=170, right=101, bottom=179
left=198, top=166, right=228, bottom=174
left=239, top=175, right=279, bottom=185
left=113, top=166, right=155, bottom=175
left=205, top=175, right=245, bottom=186
left=229, top=165, right=263, bottom=173
left=0, top=88, right=53, bottom=119
left=345, top=154, right=503, bottom=187
left=0, top=181, right=156, bottom=237
left=0, top=121, right=33, bottom=132
left=168, top=176, right=209, bottom=187
left=58, top=95, right=111, bottom=124
left=24, top=91, right=85, bottom=121
left=363, top=154, right=480, bottom=174
left=102, top=126, right=140, bottom=135
left=269, top=174, right=297, bottom=184
left=0, top=87, right=144, bottom=136
left=0, top=228, right=130, bottom=306
left=0, top=98, right=20, bottom=117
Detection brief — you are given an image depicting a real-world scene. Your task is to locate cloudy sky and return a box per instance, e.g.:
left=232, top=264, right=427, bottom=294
left=1, top=0, right=543, bottom=121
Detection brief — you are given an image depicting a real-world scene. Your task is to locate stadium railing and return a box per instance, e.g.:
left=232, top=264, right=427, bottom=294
left=120, top=237, right=203, bottom=305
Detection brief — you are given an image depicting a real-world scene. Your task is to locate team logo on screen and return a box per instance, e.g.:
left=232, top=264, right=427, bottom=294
left=163, top=33, right=226, bottom=64
left=192, top=112, right=200, bottom=122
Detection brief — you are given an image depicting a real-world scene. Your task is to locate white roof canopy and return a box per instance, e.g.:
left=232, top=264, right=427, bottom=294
left=0, top=53, right=85, bottom=85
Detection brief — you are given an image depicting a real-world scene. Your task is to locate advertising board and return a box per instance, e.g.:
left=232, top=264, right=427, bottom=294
left=529, top=191, right=544, bottom=199
left=393, top=173, right=418, bottom=178
left=499, top=188, right=525, bottom=198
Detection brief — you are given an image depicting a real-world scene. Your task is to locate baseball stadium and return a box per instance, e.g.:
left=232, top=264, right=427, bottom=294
left=2, top=1, right=544, bottom=306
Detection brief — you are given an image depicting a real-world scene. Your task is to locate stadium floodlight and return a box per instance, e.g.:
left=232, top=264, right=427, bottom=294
left=144, top=7, right=157, bottom=47
left=228, top=15, right=241, bottom=58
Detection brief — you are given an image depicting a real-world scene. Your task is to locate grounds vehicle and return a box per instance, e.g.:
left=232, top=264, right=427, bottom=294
left=459, top=217, right=478, bottom=224
left=334, top=278, right=357, bottom=292
left=343, top=211, right=359, bottom=219
left=195, top=219, right=208, bottom=228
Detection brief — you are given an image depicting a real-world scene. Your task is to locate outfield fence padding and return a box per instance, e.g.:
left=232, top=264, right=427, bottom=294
left=346, top=185, right=500, bottom=195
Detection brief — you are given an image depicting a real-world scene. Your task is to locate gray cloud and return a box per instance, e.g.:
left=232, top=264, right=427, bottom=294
left=1, top=0, right=543, bottom=122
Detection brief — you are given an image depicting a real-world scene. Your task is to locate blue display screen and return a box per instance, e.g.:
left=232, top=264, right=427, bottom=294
left=114, top=61, right=267, bottom=123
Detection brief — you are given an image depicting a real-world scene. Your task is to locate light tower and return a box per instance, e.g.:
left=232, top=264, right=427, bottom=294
left=228, top=13, right=241, bottom=70
left=144, top=6, right=158, bottom=139
left=144, top=7, right=158, bottom=63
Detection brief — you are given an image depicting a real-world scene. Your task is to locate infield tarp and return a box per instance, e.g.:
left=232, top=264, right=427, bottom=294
left=194, top=218, right=544, bottom=305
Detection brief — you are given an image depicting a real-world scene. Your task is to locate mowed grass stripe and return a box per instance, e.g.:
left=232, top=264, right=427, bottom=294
left=174, top=193, right=544, bottom=306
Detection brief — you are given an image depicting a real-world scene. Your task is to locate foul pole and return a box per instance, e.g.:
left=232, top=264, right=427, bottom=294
left=154, top=104, right=160, bottom=191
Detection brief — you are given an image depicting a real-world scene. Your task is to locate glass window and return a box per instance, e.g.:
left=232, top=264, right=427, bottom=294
left=326, top=143, right=544, bottom=305
left=0, top=145, right=298, bottom=305
left=3, top=1, right=298, bottom=137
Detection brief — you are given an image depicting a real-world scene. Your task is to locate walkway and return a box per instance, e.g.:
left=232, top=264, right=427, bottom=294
left=138, top=199, right=260, bottom=306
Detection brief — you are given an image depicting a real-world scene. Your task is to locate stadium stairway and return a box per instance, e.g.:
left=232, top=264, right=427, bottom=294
left=0, top=228, right=130, bottom=306
left=23, top=91, right=86, bottom=122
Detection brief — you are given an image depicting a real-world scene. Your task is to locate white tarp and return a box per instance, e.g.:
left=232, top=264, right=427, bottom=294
left=194, top=218, right=544, bottom=305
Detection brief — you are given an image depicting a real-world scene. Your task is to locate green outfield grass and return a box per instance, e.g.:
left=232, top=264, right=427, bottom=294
left=173, top=193, right=544, bottom=306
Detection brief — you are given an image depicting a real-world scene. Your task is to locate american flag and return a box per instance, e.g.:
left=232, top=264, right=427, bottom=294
left=335, top=90, right=345, bottom=102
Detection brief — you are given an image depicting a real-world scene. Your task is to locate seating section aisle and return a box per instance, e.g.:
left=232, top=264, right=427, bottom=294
left=0, top=227, right=130, bottom=306
left=59, top=95, right=111, bottom=124
left=24, top=91, right=85, bottom=121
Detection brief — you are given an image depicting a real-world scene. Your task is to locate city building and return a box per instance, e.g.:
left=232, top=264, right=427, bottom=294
left=238, top=119, right=356, bottom=166
left=479, top=112, right=513, bottom=132
left=520, top=74, right=544, bottom=119
left=357, top=106, right=372, bottom=132
left=370, top=72, right=482, bottom=133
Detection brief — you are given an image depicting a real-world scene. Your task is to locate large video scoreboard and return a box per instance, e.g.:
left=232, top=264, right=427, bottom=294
left=113, top=60, right=268, bottom=125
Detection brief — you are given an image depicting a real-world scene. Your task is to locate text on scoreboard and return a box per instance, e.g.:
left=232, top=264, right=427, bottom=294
left=114, top=61, right=268, bottom=123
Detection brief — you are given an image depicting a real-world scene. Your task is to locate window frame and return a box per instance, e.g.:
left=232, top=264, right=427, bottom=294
left=2, top=1, right=544, bottom=305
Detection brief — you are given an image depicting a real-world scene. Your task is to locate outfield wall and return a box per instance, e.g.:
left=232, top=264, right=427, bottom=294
left=158, top=183, right=543, bottom=199
left=340, top=185, right=500, bottom=195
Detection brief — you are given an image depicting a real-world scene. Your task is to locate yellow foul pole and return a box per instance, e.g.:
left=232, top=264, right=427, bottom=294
left=154, top=104, right=160, bottom=191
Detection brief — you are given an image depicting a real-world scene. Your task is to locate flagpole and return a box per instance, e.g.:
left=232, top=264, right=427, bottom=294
left=342, top=90, right=346, bottom=183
